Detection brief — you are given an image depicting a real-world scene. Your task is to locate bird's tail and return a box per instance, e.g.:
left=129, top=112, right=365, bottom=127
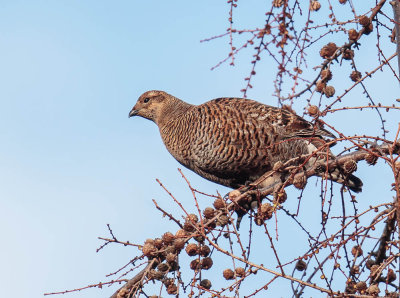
left=318, top=168, right=363, bottom=193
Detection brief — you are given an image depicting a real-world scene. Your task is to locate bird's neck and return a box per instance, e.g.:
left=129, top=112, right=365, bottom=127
left=156, top=98, right=193, bottom=128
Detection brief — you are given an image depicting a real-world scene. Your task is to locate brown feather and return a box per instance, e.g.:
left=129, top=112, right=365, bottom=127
left=129, top=90, right=362, bottom=192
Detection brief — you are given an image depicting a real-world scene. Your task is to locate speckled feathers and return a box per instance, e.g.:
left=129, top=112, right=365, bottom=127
left=130, top=90, right=362, bottom=192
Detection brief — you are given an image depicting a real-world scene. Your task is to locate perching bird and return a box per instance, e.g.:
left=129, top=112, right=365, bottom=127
left=129, top=90, right=362, bottom=193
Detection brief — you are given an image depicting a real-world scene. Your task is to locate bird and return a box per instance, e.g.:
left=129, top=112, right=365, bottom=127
left=129, top=90, right=362, bottom=195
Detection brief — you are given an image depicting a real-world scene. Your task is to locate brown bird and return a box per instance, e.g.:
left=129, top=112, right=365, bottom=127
left=129, top=90, right=362, bottom=194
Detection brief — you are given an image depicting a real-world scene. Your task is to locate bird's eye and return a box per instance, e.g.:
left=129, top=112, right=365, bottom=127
left=143, top=97, right=150, bottom=103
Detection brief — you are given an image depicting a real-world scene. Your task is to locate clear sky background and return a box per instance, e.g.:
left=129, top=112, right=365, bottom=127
left=0, top=1, right=399, bottom=297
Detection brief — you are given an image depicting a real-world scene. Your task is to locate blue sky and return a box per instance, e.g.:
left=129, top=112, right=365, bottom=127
left=0, top=1, right=399, bottom=297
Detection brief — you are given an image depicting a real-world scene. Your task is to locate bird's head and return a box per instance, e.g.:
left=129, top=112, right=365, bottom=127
left=129, top=90, right=192, bottom=126
left=129, top=90, right=170, bottom=124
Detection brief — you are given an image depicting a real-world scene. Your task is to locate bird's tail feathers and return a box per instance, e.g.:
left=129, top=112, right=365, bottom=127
left=318, top=168, right=363, bottom=193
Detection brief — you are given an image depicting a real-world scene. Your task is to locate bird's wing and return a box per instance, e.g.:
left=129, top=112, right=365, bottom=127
left=278, top=107, right=336, bottom=139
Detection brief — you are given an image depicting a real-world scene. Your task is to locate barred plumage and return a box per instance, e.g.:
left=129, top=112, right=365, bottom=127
left=129, top=90, right=362, bottom=192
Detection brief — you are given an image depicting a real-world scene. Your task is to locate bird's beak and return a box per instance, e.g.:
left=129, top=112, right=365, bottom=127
left=129, top=108, right=139, bottom=118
